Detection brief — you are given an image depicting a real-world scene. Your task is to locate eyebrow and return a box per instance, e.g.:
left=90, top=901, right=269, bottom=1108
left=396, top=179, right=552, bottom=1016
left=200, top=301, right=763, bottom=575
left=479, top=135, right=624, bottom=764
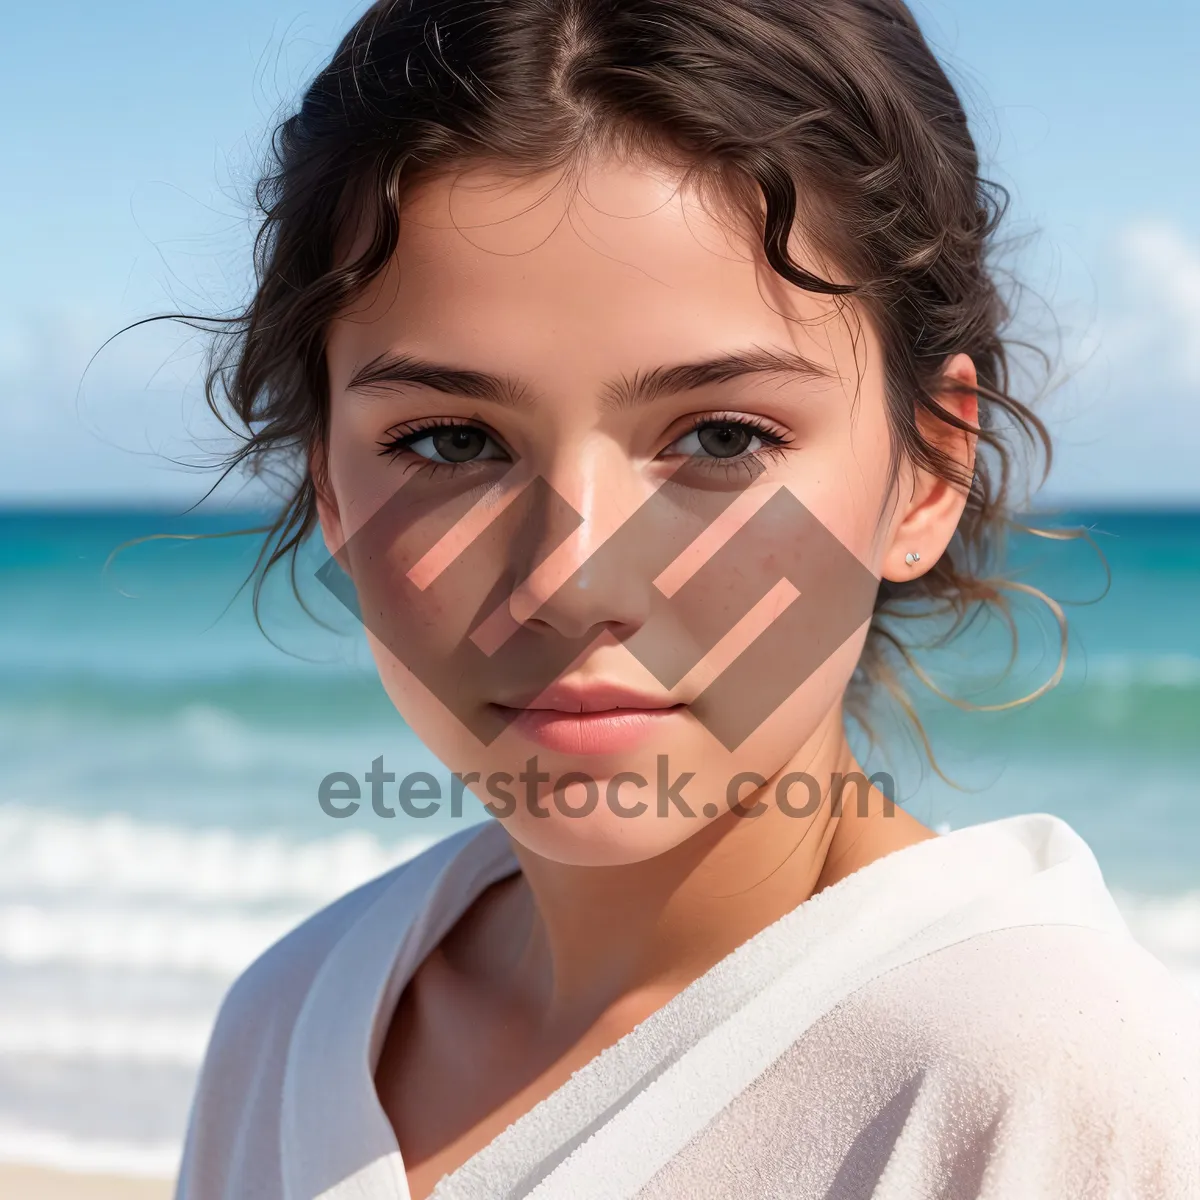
left=344, top=345, right=830, bottom=411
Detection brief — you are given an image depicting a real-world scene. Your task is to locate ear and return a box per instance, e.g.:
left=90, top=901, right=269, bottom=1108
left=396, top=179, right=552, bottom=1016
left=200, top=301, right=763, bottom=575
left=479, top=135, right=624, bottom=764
left=881, top=353, right=978, bottom=582
left=310, top=439, right=350, bottom=573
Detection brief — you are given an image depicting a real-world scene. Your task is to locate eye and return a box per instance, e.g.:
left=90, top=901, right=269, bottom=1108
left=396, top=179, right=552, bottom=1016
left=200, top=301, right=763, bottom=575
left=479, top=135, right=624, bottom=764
left=663, top=418, right=788, bottom=461
left=378, top=422, right=509, bottom=464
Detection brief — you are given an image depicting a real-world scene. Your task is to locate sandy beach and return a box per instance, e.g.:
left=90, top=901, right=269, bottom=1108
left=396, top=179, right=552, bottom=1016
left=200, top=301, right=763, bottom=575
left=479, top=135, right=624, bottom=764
left=0, top=1165, right=173, bottom=1199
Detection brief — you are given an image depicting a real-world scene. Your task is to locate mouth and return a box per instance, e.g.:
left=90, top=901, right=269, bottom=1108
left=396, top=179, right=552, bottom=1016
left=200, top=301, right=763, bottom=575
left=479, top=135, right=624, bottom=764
left=489, top=682, right=688, bottom=755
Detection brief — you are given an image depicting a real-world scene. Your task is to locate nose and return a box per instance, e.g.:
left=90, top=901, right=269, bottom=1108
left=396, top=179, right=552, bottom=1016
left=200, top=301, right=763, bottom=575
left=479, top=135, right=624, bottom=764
left=505, top=441, right=655, bottom=641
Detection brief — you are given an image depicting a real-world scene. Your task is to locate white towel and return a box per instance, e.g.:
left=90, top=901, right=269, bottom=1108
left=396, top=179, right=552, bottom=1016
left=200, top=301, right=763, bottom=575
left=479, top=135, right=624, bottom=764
left=174, top=813, right=1200, bottom=1199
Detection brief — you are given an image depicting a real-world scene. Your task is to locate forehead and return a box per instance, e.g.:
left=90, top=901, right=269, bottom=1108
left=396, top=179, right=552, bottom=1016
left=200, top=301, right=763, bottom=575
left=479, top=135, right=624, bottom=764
left=326, top=155, right=867, bottom=380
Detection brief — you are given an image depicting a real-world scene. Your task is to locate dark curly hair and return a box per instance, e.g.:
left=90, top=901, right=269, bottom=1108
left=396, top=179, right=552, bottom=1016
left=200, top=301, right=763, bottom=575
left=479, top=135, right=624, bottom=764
left=173, top=0, right=1067, bottom=757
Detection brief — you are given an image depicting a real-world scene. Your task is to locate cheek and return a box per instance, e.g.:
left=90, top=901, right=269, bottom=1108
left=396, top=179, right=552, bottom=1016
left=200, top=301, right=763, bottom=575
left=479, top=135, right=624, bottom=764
left=343, top=518, right=467, bottom=648
left=326, top=413, right=517, bottom=659
left=324, top=451, right=526, bottom=750
left=354, top=556, right=479, bottom=754
left=369, top=637, right=484, bottom=759
left=729, top=621, right=871, bottom=772
left=342, top=500, right=516, bottom=733
left=786, top=412, right=895, bottom=576
left=688, top=506, right=876, bottom=759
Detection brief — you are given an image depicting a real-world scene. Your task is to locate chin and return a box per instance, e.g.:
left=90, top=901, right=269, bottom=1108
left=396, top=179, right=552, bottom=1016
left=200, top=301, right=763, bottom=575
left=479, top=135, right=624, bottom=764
left=496, top=802, right=712, bottom=867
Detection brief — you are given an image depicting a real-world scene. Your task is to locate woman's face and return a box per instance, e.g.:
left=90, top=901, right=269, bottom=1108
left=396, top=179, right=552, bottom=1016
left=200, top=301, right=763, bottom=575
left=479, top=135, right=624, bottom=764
left=319, top=154, right=971, bottom=865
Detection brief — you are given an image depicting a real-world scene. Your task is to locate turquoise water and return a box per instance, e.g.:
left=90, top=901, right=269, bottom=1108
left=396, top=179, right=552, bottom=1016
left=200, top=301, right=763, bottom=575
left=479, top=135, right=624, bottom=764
left=0, top=506, right=1198, bottom=1173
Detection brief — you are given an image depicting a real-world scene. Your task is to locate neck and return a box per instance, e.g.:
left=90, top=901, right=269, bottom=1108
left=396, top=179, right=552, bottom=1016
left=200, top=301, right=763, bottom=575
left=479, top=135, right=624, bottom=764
left=485, top=713, right=920, bottom=1038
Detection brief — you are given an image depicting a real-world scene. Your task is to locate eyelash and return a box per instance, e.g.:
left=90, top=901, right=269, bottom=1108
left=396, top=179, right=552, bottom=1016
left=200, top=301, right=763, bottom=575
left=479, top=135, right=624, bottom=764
left=375, top=418, right=510, bottom=473
left=664, top=413, right=794, bottom=472
left=374, top=413, right=794, bottom=473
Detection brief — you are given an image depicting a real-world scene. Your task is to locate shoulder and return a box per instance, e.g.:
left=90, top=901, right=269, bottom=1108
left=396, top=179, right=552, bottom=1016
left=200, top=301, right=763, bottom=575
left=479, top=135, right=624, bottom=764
left=851, top=922, right=1200, bottom=1095
left=881, top=922, right=1200, bottom=1073
left=839, top=922, right=1200, bottom=1194
left=206, top=823, right=490, bottom=1049
left=206, top=861, right=402, bottom=1051
left=176, top=863, right=407, bottom=1199
left=694, top=923, right=1198, bottom=1198
left=176, top=829, right=475, bottom=1199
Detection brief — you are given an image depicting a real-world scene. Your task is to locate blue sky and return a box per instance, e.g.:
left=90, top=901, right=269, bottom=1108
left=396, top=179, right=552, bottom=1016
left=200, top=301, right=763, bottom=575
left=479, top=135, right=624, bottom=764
left=1, top=0, right=1196, bottom=506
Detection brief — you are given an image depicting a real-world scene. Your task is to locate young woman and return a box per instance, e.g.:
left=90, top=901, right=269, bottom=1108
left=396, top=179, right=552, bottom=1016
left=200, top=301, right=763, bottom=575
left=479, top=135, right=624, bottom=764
left=175, top=1, right=1200, bottom=1196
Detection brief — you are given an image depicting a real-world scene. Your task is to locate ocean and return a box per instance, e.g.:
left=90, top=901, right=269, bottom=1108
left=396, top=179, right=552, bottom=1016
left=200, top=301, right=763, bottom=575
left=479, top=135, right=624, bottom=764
left=1, top=506, right=1198, bottom=1176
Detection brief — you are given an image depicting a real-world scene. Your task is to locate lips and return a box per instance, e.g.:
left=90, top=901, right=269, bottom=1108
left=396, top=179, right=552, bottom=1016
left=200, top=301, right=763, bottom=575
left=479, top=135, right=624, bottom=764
left=513, top=680, right=681, bottom=714
left=490, top=680, right=687, bottom=755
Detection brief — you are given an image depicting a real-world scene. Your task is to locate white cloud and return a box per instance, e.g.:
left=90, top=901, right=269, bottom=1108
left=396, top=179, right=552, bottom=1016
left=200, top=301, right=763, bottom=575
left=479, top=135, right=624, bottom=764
left=1109, top=219, right=1200, bottom=386
left=1036, top=218, right=1200, bottom=505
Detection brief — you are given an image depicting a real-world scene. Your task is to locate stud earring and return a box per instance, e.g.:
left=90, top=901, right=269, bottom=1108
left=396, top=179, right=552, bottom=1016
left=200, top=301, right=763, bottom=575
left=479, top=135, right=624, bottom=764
left=904, top=551, right=921, bottom=566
